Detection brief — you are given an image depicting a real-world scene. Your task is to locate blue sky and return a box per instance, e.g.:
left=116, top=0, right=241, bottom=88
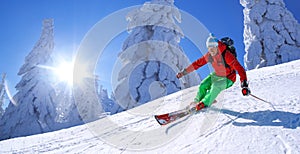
left=0, top=0, right=299, bottom=98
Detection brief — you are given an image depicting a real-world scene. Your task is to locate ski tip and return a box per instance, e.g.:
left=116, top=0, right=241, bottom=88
left=154, top=115, right=167, bottom=126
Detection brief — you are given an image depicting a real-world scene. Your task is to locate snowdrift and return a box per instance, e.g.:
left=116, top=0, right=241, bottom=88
left=1, top=60, right=300, bottom=153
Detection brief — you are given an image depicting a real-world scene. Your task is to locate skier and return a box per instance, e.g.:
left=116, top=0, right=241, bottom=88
left=176, top=33, right=251, bottom=111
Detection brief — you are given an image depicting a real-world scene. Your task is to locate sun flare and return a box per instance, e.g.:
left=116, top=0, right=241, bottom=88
left=54, top=61, right=74, bottom=86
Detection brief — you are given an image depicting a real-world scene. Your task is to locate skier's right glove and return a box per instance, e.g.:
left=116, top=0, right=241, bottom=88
left=176, top=69, right=188, bottom=79
left=241, top=80, right=251, bottom=96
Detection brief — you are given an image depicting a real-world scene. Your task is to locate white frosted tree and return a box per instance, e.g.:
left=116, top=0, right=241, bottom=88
left=0, top=73, right=6, bottom=117
left=98, top=84, right=122, bottom=115
left=109, top=92, right=124, bottom=113
left=0, top=19, right=59, bottom=140
left=54, top=82, right=83, bottom=127
left=241, top=0, right=300, bottom=69
left=114, top=0, right=200, bottom=110
left=73, top=75, right=104, bottom=123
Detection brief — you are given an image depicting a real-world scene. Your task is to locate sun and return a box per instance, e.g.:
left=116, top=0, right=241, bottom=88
left=38, top=56, right=88, bottom=87
left=54, top=61, right=74, bottom=86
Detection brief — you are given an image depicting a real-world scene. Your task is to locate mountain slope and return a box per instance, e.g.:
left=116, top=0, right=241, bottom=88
left=1, top=60, right=300, bottom=153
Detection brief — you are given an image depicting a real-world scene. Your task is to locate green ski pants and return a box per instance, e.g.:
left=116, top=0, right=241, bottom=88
left=194, top=72, right=234, bottom=107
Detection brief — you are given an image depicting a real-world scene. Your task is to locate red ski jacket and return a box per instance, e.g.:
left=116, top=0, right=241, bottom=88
left=186, top=41, right=247, bottom=82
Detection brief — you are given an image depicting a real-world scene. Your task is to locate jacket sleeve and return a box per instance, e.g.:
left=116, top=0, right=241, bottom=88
left=185, top=53, right=210, bottom=73
left=224, top=51, right=247, bottom=82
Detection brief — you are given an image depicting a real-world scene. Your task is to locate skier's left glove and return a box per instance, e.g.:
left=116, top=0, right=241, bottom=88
left=241, top=80, right=251, bottom=96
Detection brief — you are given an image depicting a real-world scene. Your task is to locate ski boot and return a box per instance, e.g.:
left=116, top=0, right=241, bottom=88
left=195, top=102, right=205, bottom=111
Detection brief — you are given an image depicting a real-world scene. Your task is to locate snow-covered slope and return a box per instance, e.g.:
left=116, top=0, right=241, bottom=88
left=1, top=60, right=300, bottom=153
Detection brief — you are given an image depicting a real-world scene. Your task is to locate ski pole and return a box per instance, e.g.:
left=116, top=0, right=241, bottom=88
left=179, top=77, right=187, bottom=86
left=249, top=93, right=276, bottom=110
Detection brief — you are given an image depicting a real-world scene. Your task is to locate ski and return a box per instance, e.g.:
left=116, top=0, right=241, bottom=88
left=154, top=102, right=197, bottom=125
left=154, top=101, right=217, bottom=126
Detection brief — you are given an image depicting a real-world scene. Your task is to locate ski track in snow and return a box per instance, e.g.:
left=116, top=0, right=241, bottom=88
left=1, top=60, right=300, bottom=153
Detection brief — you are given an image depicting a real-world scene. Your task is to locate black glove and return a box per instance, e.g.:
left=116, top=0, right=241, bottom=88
left=176, top=69, right=188, bottom=79
left=241, top=80, right=251, bottom=96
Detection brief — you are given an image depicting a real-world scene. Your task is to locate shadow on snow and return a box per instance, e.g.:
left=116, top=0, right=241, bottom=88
left=219, top=109, right=300, bottom=129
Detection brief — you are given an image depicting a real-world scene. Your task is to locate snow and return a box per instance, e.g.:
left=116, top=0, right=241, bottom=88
left=114, top=0, right=200, bottom=111
left=241, top=0, right=300, bottom=70
left=1, top=59, right=299, bottom=153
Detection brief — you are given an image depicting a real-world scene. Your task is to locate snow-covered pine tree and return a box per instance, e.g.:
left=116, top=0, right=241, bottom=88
left=109, top=91, right=124, bottom=114
left=0, top=19, right=59, bottom=140
left=55, top=82, right=83, bottom=127
left=241, top=0, right=300, bottom=69
left=114, top=0, right=200, bottom=110
left=0, top=73, right=6, bottom=117
left=98, top=84, right=122, bottom=115
left=73, top=75, right=103, bottom=123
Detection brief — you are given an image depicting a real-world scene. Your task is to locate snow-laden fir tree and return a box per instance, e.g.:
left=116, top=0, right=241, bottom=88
left=98, top=84, right=123, bottom=115
left=0, top=73, right=6, bottom=117
left=73, top=75, right=104, bottom=123
left=54, top=82, right=83, bottom=127
left=94, top=77, right=122, bottom=115
left=114, top=0, right=200, bottom=110
left=241, top=0, right=300, bottom=69
left=0, top=19, right=59, bottom=140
